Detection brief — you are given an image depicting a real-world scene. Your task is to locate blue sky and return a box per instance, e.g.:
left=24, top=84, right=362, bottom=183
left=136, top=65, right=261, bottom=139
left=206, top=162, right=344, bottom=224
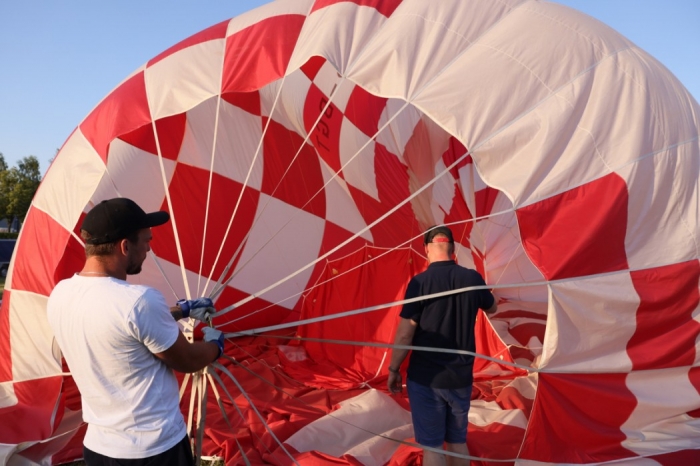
left=1, top=1, right=698, bottom=175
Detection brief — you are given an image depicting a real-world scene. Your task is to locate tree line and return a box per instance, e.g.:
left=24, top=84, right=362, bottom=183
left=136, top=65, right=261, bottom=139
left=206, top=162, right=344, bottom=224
left=0, top=153, right=41, bottom=232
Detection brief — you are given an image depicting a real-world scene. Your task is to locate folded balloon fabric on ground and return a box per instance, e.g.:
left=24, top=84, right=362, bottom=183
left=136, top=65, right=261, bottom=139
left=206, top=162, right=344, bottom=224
left=1, top=0, right=699, bottom=464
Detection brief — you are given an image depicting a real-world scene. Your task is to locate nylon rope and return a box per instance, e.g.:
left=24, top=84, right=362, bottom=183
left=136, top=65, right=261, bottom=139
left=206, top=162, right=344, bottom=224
left=212, top=347, right=518, bottom=463
left=205, top=371, right=253, bottom=466
left=207, top=369, right=275, bottom=461
left=202, top=0, right=320, bottom=299
left=197, top=92, right=224, bottom=297
left=211, top=361, right=301, bottom=465
left=205, top=76, right=348, bottom=301
left=220, top=214, right=511, bottom=326
left=151, top=114, right=191, bottom=299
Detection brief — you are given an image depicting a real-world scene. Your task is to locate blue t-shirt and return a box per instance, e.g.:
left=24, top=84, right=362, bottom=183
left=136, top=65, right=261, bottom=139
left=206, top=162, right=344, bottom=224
left=400, top=260, right=494, bottom=388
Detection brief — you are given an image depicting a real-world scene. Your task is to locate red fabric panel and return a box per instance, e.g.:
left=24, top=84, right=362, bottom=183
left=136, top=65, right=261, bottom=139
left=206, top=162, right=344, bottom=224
left=519, top=372, right=637, bottom=463
left=148, top=20, right=229, bottom=66
left=649, top=449, right=700, bottom=465
left=261, top=118, right=326, bottom=217
left=79, top=72, right=150, bottom=162
left=222, top=15, right=306, bottom=93
left=473, top=311, right=526, bottom=381
left=151, top=165, right=259, bottom=282
left=304, top=82, right=344, bottom=174
left=221, top=90, right=261, bottom=116
left=442, top=138, right=469, bottom=180
left=628, top=260, right=700, bottom=370
left=348, top=143, right=419, bottom=248
left=117, top=113, right=187, bottom=160
left=299, top=247, right=422, bottom=380
left=469, top=422, right=523, bottom=465
left=0, top=377, right=62, bottom=444
left=688, top=366, right=700, bottom=418
left=52, top=232, right=85, bottom=285
left=443, top=187, right=473, bottom=248
left=517, top=173, right=629, bottom=280
left=301, top=56, right=327, bottom=81
left=311, top=0, right=402, bottom=17
left=212, top=285, right=299, bottom=334
left=0, top=291, right=12, bottom=381
left=344, top=85, right=387, bottom=138
left=318, top=220, right=371, bottom=263
left=11, top=208, right=72, bottom=296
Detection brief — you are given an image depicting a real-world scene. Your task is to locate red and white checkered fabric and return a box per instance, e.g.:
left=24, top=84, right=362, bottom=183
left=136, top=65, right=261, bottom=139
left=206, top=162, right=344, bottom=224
left=2, top=0, right=699, bottom=464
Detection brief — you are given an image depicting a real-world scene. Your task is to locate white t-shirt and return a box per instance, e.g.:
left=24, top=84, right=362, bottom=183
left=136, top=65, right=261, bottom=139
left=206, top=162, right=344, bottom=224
left=47, top=275, right=186, bottom=458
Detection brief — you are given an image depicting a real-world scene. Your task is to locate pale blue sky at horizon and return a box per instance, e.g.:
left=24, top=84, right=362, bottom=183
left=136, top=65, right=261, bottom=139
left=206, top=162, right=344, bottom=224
left=1, top=1, right=698, bottom=175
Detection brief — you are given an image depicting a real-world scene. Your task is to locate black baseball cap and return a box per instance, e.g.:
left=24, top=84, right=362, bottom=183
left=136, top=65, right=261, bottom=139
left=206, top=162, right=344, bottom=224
left=424, top=225, right=454, bottom=244
left=81, top=198, right=170, bottom=245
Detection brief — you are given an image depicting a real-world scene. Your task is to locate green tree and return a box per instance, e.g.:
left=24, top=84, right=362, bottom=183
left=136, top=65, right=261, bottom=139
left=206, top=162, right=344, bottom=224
left=0, top=153, right=9, bottom=227
left=5, top=156, right=41, bottom=226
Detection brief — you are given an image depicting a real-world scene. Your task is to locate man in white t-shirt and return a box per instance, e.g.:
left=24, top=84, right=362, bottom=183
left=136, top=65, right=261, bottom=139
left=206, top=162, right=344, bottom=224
left=47, top=198, right=225, bottom=466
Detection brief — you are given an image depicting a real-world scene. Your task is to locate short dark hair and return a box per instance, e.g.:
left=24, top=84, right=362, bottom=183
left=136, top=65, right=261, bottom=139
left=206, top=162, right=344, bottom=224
left=81, top=229, right=141, bottom=257
left=423, top=225, right=454, bottom=244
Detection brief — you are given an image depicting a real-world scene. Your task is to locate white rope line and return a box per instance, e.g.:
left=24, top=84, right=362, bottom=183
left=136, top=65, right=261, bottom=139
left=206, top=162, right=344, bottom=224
left=185, top=371, right=200, bottom=446
left=252, top=333, right=534, bottom=373
left=206, top=77, right=348, bottom=302
left=221, top=214, right=513, bottom=326
left=206, top=369, right=274, bottom=462
left=151, top=119, right=191, bottom=299
left=197, top=94, right=224, bottom=297
left=205, top=372, right=253, bottom=466
left=219, top=102, right=485, bottom=316
left=221, top=266, right=631, bottom=338
left=194, top=372, right=208, bottom=465
left=204, top=3, right=326, bottom=300
left=211, top=361, right=301, bottom=465
left=221, top=354, right=517, bottom=463
left=201, top=76, right=288, bottom=299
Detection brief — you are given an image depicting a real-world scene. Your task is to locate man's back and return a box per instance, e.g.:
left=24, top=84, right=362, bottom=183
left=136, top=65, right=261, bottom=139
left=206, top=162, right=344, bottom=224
left=47, top=275, right=186, bottom=458
left=400, top=260, right=494, bottom=388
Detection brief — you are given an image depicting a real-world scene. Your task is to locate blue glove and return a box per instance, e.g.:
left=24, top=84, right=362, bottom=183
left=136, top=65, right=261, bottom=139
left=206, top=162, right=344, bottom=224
left=177, top=298, right=215, bottom=322
left=202, top=327, right=224, bottom=359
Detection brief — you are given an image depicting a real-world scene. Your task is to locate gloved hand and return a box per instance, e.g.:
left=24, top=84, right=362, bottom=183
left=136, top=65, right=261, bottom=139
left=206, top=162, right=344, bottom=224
left=202, top=327, right=224, bottom=359
left=177, top=298, right=216, bottom=322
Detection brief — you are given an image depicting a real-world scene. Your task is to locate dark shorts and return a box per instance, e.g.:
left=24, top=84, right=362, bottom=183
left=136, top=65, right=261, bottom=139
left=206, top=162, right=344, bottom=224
left=407, top=378, right=472, bottom=448
left=83, top=434, right=194, bottom=466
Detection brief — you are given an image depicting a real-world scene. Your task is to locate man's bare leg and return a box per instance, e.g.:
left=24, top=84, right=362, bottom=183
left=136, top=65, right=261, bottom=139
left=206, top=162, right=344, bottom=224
left=423, top=448, right=447, bottom=466
left=445, top=442, right=469, bottom=466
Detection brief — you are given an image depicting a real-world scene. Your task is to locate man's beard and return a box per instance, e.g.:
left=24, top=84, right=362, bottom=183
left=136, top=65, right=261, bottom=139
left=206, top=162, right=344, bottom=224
left=126, top=258, right=143, bottom=275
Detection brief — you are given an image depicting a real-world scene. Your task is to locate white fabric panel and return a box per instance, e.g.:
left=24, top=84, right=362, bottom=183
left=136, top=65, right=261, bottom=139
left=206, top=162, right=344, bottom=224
left=517, top=457, right=661, bottom=466
left=623, top=367, right=700, bottom=455
left=429, top=159, right=455, bottom=223
left=145, top=39, right=225, bottom=120
left=290, top=1, right=387, bottom=76
left=541, top=273, right=638, bottom=372
left=31, top=130, right=106, bottom=231
left=0, top=382, right=18, bottom=409
left=319, top=160, right=373, bottom=243
left=260, top=70, right=311, bottom=136
left=232, top=194, right=324, bottom=309
left=10, top=291, right=60, bottom=381
left=620, top=143, right=700, bottom=271
left=285, top=389, right=412, bottom=466
left=312, top=61, right=345, bottom=108
left=226, top=0, right=311, bottom=38
left=179, top=98, right=264, bottom=190
left=458, top=162, right=486, bottom=219
left=375, top=99, right=419, bottom=161
left=339, top=118, right=378, bottom=200
left=102, top=139, right=176, bottom=215
left=469, top=399, right=528, bottom=429
left=348, top=0, right=526, bottom=99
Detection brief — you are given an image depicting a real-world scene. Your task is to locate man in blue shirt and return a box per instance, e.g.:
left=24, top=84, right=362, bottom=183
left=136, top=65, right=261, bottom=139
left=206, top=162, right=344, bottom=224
left=387, top=225, right=497, bottom=466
